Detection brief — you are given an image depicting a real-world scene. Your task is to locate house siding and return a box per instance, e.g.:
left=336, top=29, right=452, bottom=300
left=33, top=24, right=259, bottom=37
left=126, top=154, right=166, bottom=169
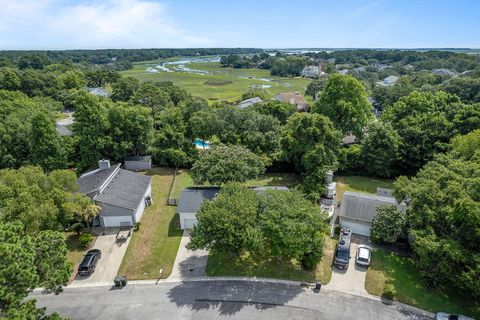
left=134, top=182, right=152, bottom=223
left=179, top=211, right=197, bottom=229
left=124, top=160, right=152, bottom=171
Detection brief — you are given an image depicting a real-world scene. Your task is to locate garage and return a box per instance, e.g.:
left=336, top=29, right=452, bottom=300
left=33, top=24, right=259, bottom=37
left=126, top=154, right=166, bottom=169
left=102, top=215, right=133, bottom=228
left=177, top=187, right=220, bottom=229
left=339, top=217, right=371, bottom=237
left=338, top=190, right=406, bottom=238
left=183, top=218, right=197, bottom=229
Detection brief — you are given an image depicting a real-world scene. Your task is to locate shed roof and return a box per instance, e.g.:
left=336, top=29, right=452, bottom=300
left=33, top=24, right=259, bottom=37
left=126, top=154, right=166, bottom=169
left=238, top=97, right=263, bottom=109
left=339, top=191, right=402, bottom=223
left=93, top=169, right=152, bottom=210
left=177, top=187, right=220, bottom=213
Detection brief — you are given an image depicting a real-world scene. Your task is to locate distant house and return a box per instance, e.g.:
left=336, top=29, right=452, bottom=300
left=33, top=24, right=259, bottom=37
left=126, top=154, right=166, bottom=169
left=124, top=156, right=152, bottom=172
left=341, top=133, right=358, bottom=145
left=353, top=66, right=366, bottom=73
left=338, top=69, right=350, bottom=75
left=237, top=97, right=263, bottom=109
left=275, top=92, right=308, bottom=112
left=431, top=68, right=456, bottom=76
left=372, top=63, right=391, bottom=71
left=301, top=65, right=320, bottom=78
left=338, top=190, right=406, bottom=237
left=403, top=64, right=414, bottom=70
left=77, top=160, right=152, bottom=228
left=377, top=75, right=399, bottom=87
left=177, top=186, right=289, bottom=229
left=87, top=87, right=110, bottom=97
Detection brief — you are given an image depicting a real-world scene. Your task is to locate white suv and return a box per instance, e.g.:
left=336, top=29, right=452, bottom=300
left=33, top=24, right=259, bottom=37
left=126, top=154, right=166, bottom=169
left=355, top=245, right=372, bottom=267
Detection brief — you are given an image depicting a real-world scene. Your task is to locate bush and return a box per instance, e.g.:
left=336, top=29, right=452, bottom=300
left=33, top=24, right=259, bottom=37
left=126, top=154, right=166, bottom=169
left=134, top=222, right=141, bottom=232
left=383, top=283, right=396, bottom=300
left=300, top=250, right=323, bottom=271
left=370, top=205, right=406, bottom=243
left=79, top=233, right=93, bottom=248
left=70, top=222, right=84, bottom=235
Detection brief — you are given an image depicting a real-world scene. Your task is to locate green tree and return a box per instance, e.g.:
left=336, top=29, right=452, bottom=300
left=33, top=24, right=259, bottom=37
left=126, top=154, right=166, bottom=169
left=241, top=87, right=269, bottom=101
left=111, top=76, right=139, bottom=102
left=313, top=74, right=373, bottom=136
left=105, top=103, right=153, bottom=161
left=72, top=93, right=109, bottom=170
left=251, top=101, right=297, bottom=124
left=188, top=183, right=261, bottom=254
left=0, top=67, right=21, bottom=90
left=394, top=151, right=480, bottom=296
left=191, top=145, right=265, bottom=185
left=305, top=77, right=328, bottom=99
left=29, top=112, right=66, bottom=172
left=0, top=221, right=69, bottom=319
left=360, top=121, right=401, bottom=177
left=450, top=129, right=480, bottom=159
left=259, top=190, right=328, bottom=270
left=370, top=205, right=406, bottom=243
left=130, top=82, right=173, bottom=120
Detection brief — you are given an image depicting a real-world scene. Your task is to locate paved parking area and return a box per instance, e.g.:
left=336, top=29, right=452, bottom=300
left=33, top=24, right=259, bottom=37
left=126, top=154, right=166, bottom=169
left=169, top=229, right=208, bottom=279
left=326, top=240, right=370, bottom=296
left=72, top=233, right=131, bottom=286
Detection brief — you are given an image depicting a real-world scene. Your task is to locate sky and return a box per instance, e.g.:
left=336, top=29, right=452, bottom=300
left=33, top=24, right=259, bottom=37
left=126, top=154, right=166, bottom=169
left=0, top=0, right=479, bottom=50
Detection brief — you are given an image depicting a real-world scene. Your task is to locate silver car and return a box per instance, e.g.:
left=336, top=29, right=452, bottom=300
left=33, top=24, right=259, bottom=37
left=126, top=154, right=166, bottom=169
left=355, top=245, right=371, bottom=267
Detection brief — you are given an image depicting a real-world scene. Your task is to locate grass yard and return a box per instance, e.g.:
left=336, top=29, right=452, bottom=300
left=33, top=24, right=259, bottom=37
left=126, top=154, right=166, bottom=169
left=334, top=175, right=395, bottom=201
left=122, top=59, right=311, bottom=102
left=244, top=172, right=300, bottom=188
left=206, top=236, right=336, bottom=284
left=65, top=232, right=85, bottom=266
left=366, top=249, right=480, bottom=318
left=118, top=167, right=183, bottom=279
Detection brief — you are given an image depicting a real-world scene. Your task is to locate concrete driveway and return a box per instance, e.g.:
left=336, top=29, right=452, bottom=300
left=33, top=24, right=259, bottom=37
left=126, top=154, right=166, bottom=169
left=169, top=229, right=208, bottom=279
left=72, top=233, right=131, bottom=286
left=326, top=240, right=370, bottom=296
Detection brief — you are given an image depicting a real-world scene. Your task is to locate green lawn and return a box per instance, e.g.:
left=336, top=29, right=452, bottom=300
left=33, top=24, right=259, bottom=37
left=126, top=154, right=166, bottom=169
left=65, top=232, right=85, bottom=267
left=118, top=167, right=183, bottom=279
left=366, top=249, right=480, bottom=318
left=122, top=59, right=311, bottom=102
left=334, top=175, right=395, bottom=201
left=206, top=236, right=336, bottom=284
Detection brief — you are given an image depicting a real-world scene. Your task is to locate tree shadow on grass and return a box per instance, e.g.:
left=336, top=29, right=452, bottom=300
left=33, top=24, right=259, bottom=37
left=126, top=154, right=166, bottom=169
left=167, top=280, right=304, bottom=316
left=167, top=213, right=183, bottom=237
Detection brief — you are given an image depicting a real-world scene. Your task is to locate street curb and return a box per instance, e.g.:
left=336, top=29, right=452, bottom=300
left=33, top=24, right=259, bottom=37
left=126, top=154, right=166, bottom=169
left=60, top=276, right=434, bottom=317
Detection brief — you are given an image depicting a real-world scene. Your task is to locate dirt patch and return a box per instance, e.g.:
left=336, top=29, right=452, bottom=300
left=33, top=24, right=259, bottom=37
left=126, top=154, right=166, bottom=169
left=204, top=79, right=233, bottom=86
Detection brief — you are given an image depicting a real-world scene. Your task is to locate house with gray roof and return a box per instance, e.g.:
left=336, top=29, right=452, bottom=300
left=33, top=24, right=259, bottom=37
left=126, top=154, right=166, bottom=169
left=77, top=160, right=152, bottom=228
left=237, top=97, right=263, bottom=109
left=338, top=190, right=405, bottom=237
left=87, top=87, right=110, bottom=97
left=177, top=186, right=289, bottom=229
left=431, top=68, right=456, bottom=76
left=377, top=75, right=399, bottom=87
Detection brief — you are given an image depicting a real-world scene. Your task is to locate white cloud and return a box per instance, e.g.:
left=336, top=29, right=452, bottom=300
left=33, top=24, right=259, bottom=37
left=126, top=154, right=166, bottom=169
left=0, top=0, right=210, bottom=49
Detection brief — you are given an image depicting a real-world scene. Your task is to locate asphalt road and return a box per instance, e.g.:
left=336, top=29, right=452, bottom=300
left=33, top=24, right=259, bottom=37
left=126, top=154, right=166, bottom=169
left=33, top=279, right=433, bottom=320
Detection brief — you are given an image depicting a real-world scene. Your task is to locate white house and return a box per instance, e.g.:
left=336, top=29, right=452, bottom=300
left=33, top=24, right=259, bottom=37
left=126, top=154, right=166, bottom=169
left=77, top=160, right=152, bottom=228
left=338, top=190, right=406, bottom=237
left=301, top=65, right=320, bottom=78
left=377, top=75, right=399, bottom=87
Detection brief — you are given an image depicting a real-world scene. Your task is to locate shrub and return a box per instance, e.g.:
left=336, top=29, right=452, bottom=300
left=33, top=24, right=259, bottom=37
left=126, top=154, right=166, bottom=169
left=370, top=205, right=406, bottom=243
left=70, top=222, right=84, bottom=235
left=383, top=283, right=396, bottom=300
left=134, top=222, right=141, bottom=232
left=79, top=233, right=93, bottom=248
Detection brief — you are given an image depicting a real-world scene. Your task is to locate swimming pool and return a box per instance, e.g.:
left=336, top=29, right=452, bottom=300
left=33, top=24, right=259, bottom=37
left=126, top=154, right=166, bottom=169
left=194, top=138, right=210, bottom=149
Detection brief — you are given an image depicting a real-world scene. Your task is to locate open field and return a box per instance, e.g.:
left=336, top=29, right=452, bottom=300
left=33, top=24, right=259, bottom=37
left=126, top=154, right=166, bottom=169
left=118, top=167, right=183, bottom=280
left=206, top=236, right=337, bottom=283
left=365, top=249, right=480, bottom=318
left=121, top=59, right=311, bottom=102
left=334, top=175, right=395, bottom=201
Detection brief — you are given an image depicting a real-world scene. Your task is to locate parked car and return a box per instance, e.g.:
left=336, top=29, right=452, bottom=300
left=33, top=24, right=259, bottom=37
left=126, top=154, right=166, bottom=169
left=355, top=245, right=372, bottom=267
left=78, top=249, right=102, bottom=276
left=435, top=313, right=474, bottom=320
left=333, top=228, right=351, bottom=269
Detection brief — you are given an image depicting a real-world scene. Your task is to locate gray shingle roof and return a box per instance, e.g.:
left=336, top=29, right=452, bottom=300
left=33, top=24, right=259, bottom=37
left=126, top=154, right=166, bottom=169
left=237, top=97, right=263, bottom=109
left=177, top=188, right=220, bottom=213
left=93, top=169, right=152, bottom=210
left=124, top=156, right=152, bottom=162
left=56, top=124, right=73, bottom=136
left=339, top=191, right=402, bottom=223
left=77, top=164, right=121, bottom=196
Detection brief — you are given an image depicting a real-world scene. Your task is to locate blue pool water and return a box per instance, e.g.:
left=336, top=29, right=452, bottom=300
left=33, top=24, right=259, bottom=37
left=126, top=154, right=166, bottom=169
left=194, top=138, right=210, bottom=149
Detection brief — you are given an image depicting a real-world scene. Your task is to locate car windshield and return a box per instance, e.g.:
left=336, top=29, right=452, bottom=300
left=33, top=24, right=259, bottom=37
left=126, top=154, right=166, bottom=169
left=336, top=250, right=349, bottom=260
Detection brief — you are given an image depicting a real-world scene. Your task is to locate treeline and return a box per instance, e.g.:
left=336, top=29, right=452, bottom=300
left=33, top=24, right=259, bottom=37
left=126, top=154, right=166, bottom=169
left=0, top=48, right=263, bottom=71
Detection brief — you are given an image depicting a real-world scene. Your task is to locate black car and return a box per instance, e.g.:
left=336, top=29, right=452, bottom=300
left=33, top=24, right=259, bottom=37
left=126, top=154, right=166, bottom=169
left=333, top=228, right=351, bottom=269
left=78, top=249, right=102, bottom=276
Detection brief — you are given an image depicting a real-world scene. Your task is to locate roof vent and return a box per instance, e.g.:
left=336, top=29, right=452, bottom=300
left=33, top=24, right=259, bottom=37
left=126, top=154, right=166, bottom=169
left=98, top=159, right=110, bottom=170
